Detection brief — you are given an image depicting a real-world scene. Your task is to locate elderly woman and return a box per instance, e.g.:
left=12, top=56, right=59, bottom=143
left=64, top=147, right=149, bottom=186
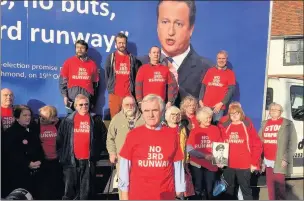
left=165, top=106, right=195, bottom=198
left=36, top=105, right=63, bottom=199
left=186, top=107, right=222, bottom=200
left=220, top=104, right=262, bottom=200
left=259, top=102, right=298, bottom=200
left=180, top=95, right=199, bottom=130
left=2, top=105, right=44, bottom=199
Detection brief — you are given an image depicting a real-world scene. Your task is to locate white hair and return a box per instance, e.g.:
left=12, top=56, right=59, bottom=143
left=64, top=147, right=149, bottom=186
left=217, top=50, right=228, bottom=58
left=269, top=102, right=283, bottom=113
left=196, top=107, right=213, bottom=123
left=74, top=94, right=89, bottom=107
left=141, top=94, right=164, bottom=112
left=165, top=106, right=181, bottom=123
left=122, top=96, right=136, bottom=106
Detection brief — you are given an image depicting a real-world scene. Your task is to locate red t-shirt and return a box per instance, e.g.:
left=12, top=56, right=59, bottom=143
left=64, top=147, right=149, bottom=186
left=1, top=107, right=14, bottom=131
left=60, top=56, right=99, bottom=95
left=188, top=115, right=199, bottom=129
left=114, top=52, right=131, bottom=97
left=222, top=123, right=251, bottom=169
left=73, top=113, right=91, bottom=159
left=262, top=118, right=283, bottom=161
left=40, top=124, right=57, bottom=159
left=119, top=126, right=183, bottom=200
left=202, top=67, right=236, bottom=109
left=136, top=64, right=172, bottom=101
left=187, top=126, right=222, bottom=171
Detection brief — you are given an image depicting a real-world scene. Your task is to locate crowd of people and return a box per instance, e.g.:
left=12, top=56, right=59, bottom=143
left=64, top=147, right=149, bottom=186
left=0, top=0, right=299, bottom=200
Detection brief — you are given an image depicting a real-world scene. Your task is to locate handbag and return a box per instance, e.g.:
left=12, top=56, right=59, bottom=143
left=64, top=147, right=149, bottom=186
left=212, top=174, right=228, bottom=197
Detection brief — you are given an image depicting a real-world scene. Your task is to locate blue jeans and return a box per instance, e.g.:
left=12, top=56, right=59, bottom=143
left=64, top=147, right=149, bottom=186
left=212, top=110, right=224, bottom=125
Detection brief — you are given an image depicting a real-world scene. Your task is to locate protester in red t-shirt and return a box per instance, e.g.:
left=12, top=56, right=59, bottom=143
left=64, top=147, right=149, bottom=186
left=135, top=46, right=178, bottom=110
left=59, top=40, right=100, bottom=114
left=187, top=107, right=223, bottom=199
left=220, top=105, right=262, bottom=200
left=105, top=33, right=140, bottom=118
left=180, top=95, right=199, bottom=130
left=35, top=105, right=63, bottom=199
left=258, top=102, right=298, bottom=200
left=1, top=88, right=15, bottom=131
left=199, top=50, right=236, bottom=125
left=118, top=94, right=185, bottom=200
left=56, top=94, right=107, bottom=200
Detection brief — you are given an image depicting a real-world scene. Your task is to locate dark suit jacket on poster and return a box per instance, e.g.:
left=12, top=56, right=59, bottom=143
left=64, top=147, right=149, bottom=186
left=137, top=45, right=213, bottom=106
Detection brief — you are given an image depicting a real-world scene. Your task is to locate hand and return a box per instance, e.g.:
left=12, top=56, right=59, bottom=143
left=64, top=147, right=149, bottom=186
left=121, top=191, right=128, bottom=200
left=63, top=97, right=68, bottom=106
left=109, top=154, right=117, bottom=164
left=34, top=161, right=41, bottom=167
left=205, top=154, right=213, bottom=161
left=213, top=102, right=223, bottom=114
left=166, top=102, right=172, bottom=109
left=217, top=164, right=224, bottom=168
left=281, top=160, right=288, bottom=168
left=176, top=192, right=183, bottom=198
left=199, top=100, right=204, bottom=108
left=260, top=163, right=266, bottom=173
left=250, top=165, right=257, bottom=173
left=29, top=162, right=39, bottom=169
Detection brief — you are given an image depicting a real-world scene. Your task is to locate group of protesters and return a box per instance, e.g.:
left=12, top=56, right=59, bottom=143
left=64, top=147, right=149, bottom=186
left=1, top=31, right=298, bottom=201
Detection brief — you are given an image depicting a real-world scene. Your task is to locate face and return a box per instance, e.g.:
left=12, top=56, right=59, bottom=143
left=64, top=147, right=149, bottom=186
left=157, top=1, right=194, bottom=57
left=116, top=37, right=127, bottom=53
left=217, top=53, right=228, bottom=68
left=75, top=98, right=89, bottom=114
left=122, top=97, right=136, bottom=117
left=75, top=43, right=87, bottom=57
left=169, top=111, right=181, bottom=124
left=229, top=110, right=241, bottom=122
left=18, top=109, right=31, bottom=126
left=185, top=100, right=196, bottom=116
left=200, top=114, right=212, bottom=127
left=1, top=89, right=14, bottom=107
left=149, top=47, right=161, bottom=64
left=218, top=149, right=224, bottom=157
left=269, top=105, right=282, bottom=119
left=142, top=99, right=162, bottom=127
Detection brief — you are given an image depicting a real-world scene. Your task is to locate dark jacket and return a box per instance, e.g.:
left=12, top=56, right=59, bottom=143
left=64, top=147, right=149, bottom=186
left=105, top=52, right=140, bottom=97
left=2, top=121, right=44, bottom=193
left=138, top=45, right=213, bottom=106
left=56, top=112, right=107, bottom=167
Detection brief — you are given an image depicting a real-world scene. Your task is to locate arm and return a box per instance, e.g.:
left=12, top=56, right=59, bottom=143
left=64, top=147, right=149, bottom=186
left=118, top=157, right=131, bottom=200
left=198, top=84, right=206, bottom=101
left=94, top=115, right=108, bottom=155
left=167, top=71, right=178, bottom=104
left=106, top=118, right=117, bottom=155
left=248, top=124, right=263, bottom=168
left=135, top=67, right=144, bottom=103
left=283, top=121, right=298, bottom=163
left=221, top=85, right=236, bottom=105
left=59, top=61, right=69, bottom=98
left=56, top=120, right=65, bottom=159
left=174, top=160, right=186, bottom=193
left=186, top=145, right=207, bottom=159
left=104, top=53, right=113, bottom=88
left=91, top=64, right=100, bottom=106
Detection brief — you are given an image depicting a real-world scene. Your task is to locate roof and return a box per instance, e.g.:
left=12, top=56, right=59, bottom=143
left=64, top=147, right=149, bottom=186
left=268, top=74, right=304, bottom=80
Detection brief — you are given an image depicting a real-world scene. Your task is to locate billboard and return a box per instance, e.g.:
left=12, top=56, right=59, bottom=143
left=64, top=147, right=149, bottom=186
left=1, top=1, right=271, bottom=128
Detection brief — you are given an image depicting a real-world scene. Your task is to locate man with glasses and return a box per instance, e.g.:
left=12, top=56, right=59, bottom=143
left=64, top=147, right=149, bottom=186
left=106, top=96, right=145, bottom=199
left=1, top=88, right=15, bottom=131
left=56, top=94, right=107, bottom=200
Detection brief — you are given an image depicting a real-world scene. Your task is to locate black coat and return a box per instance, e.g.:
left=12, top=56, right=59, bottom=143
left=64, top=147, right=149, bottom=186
left=2, top=121, right=44, bottom=194
left=56, top=112, right=107, bottom=167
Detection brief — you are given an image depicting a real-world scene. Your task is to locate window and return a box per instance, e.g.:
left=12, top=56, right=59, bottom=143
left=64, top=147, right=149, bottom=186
left=265, top=87, right=273, bottom=110
left=284, top=38, right=303, bottom=66
left=290, top=85, right=304, bottom=121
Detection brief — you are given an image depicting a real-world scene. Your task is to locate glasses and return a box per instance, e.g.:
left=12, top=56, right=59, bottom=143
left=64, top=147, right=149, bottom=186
left=270, top=109, right=281, bottom=112
left=171, top=113, right=181, bottom=117
left=229, top=112, right=240, bottom=116
left=78, top=103, right=89, bottom=107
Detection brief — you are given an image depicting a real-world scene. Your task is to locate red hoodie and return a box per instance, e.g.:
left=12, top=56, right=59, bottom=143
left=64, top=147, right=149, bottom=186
left=220, top=120, right=262, bottom=169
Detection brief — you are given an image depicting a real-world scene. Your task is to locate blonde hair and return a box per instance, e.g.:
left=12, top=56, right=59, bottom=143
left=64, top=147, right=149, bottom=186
left=141, top=94, right=164, bottom=112
left=228, top=105, right=245, bottom=121
left=196, top=107, right=213, bottom=124
left=39, top=105, right=58, bottom=119
left=165, top=106, right=181, bottom=123
left=180, top=95, right=198, bottom=116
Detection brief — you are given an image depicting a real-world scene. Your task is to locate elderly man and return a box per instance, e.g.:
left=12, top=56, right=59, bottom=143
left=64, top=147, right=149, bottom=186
left=56, top=94, right=107, bottom=200
left=118, top=94, right=185, bottom=200
left=106, top=96, right=145, bottom=199
left=1, top=88, right=15, bottom=131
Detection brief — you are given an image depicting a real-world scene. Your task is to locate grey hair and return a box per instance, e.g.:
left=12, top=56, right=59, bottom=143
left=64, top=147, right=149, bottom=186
left=122, top=96, right=136, bottom=105
left=217, top=50, right=228, bottom=58
left=196, top=107, right=213, bottom=124
left=165, top=106, right=181, bottom=123
left=269, top=102, right=283, bottom=113
left=74, top=94, right=89, bottom=107
left=141, top=94, right=164, bottom=112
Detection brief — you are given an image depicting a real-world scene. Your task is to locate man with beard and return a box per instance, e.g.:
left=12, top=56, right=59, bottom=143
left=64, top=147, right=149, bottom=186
left=59, top=40, right=100, bottom=114
left=105, top=33, right=140, bottom=118
left=1, top=88, right=15, bottom=131
left=106, top=96, right=145, bottom=199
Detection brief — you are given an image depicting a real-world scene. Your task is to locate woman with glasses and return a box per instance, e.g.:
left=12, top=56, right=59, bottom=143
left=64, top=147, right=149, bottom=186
left=164, top=106, right=195, bottom=199
left=35, top=105, right=64, bottom=199
left=219, top=104, right=262, bottom=200
left=2, top=105, right=44, bottom=199
left=180, top=95, right=199, bottom=130
left=258, top=102, right=298, bottom=200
